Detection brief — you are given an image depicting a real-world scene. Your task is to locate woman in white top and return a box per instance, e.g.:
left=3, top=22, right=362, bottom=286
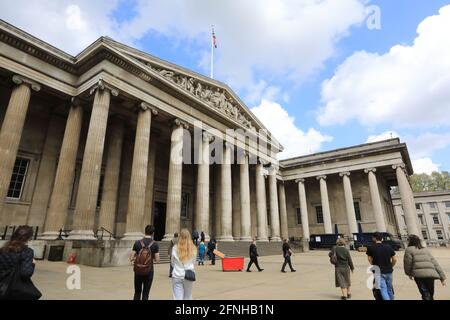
left=171, top=228, right=197, bottom=300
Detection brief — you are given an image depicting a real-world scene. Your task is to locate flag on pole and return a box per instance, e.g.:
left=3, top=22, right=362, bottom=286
left=212, top=26, right=217, bottom=48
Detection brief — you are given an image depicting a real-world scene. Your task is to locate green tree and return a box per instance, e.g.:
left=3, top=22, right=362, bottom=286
left=410, top=171, right=450, bottom=192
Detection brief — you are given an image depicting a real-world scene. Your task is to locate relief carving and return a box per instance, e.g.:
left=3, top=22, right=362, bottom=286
left=146, top=62, right=256, bottom=130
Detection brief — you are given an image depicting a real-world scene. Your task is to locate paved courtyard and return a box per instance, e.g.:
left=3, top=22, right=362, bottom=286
left=33, top=248, right=450, bottom=300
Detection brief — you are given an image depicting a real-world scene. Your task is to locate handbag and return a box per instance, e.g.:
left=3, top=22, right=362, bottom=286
left=184, top=269, right=196, bottom=282
left=330, top=248, right=338, bottom=265
left=0, top=252, right=42, bottom=300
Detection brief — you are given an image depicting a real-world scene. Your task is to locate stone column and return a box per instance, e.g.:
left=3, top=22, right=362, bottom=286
left=41, top=100, right=83, bottom=239
left=27, top=113, right=65, bottom=229
left=240, top=153, right=252, bottom=241
left=255, top=161, right=268, bottom=241
left=364, top=168, right=387, bottom=232
left=393, top=164, right=421, bottom=237
left=68, top=80, right=117, bottom=240
left=0, top=75, right=40, bottom=221
left=339, top=172, right=358, bottom=234
left=96, top=117, right=125, bottom=237
left=123, top=103, right=157, bottom=240
left=195, top=132, right=212, bottom=241
left=163, top=119, right=188, bottom=241
left=219, top=142, right=234, bottom=241
left=278, top=181, right=289, bottom=241
left=296, top=179, right=310, bottom=247
left=317, top=175, right=333, bottom=234
left=268, top=167, right=281, bottom=241
left=232, top=165, right=241, bottom=240
left=143, top=139, right=157, bottom=226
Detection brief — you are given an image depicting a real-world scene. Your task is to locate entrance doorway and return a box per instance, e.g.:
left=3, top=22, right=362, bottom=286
left=153, top=201, right=166, bottom=241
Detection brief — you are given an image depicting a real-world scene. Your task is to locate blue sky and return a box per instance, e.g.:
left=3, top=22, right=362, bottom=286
left=1, top=0, right=449, bottom=173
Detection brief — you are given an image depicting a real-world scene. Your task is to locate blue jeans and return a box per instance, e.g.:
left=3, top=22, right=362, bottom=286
left=379, top=273, right=394, bottom=300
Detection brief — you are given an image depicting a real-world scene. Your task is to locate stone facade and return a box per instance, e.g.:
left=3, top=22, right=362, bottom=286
left=393, top=191, right=450, bottom=243
left=0, top=21, right=423, bottom=265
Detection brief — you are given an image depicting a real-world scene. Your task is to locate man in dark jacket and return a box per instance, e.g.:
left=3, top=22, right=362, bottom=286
left=247, top=238, right=263, bottom=272
left=208, top=238, right=216, bottom=265
left=281, top=239, right=296, bottom=273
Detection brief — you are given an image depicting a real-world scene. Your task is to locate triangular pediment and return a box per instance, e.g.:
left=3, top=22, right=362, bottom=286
left=102, top=38, right=272, bottom=134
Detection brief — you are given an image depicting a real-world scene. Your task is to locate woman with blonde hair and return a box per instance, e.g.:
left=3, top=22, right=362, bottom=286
left=329, top=237, right=354, bottom=300
left=171, top=229, right=197, bottom=300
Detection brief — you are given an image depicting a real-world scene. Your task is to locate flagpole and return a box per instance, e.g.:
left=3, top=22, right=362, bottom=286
left=210, top=25, right=214, bottom=79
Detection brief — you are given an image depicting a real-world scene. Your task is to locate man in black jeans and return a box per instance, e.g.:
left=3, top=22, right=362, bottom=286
left=130, top=225, right=160, bottom=300
left=247, top=238, right=263, bottom=272
left=281, top=239, right=296, bottom=273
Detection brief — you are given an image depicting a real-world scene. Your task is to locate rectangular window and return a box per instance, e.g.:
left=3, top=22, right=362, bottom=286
left=415, top=203, right=421, bottom=210
left=296, top=208, right=302, bottom=225
left=433, top=215, right=440, bottom=225
left=418, top=215, right=425, bottom=225
left=436, top=230, right=444, bottom=240
left=354, top=202, right=362, bottom=221
left=315, top=206, right=323, bottom=224
left=7, top=158, right=30, bottom=199
left=181, top=192, right=189, bottom=218
left=445, top=201, right=450, bottom=209
left=429, top=202, right=437, bottom=210
left=422, top=230, right=428, bottom=240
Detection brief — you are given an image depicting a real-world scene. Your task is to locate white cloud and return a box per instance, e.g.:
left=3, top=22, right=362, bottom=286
left=251, top=99, right=332, bottom=159
left=0, top=0, right=368, bottom=92
left=412, top=158, right=440, bottom=174
left=318, top=5, right=450, bottom=128
left=366, top=131, right=400, bottom=143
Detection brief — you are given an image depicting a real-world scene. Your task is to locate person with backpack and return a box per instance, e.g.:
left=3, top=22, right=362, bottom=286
left=130, top=225, right=160, bottom=300
left=329, top=237, right=354, bottom=300
left=171, top=228, right=197, bottom=300
left=168, top=233, right=179, bottom=278
left=198, top=241, right=206, bottom=266
left=0, top=225, right=41, bottom=300
left=281, top=239, right=296, bottom=273
left=366, top=232, right=397, bottom=300
left=404, top=234, right=446, bottom=300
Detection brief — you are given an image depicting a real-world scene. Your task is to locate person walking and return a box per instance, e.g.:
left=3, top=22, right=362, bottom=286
left=366, top=232, right=397, bottom=300
left=198, top=241, right=206, bottom=266
left=246, top=238, right=263, bottom=272
left=329, top=237, right=354, bottom=300
left=130, top=225, right=160, bottom=300
left=200, top=231, right=205, bottom=243
left=192, top=230, right=199, bottom=246
left=168, top=232, right=178, bottom=278
left=0, top=225, right=41, bottom=300
left=171, top=228, right=197, bottom=300
left=281, top=239, right=296, bottom=273
left=207, top=238, right=217, bottom=265
left=404, top=234, right=446, bottom=300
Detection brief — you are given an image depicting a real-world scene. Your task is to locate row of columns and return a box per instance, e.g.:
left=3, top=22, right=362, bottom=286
left=295, top=166, right=420, bottom=240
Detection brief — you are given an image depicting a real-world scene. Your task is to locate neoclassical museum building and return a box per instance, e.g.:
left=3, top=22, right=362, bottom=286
left=0, top=21, right=422, bottom=265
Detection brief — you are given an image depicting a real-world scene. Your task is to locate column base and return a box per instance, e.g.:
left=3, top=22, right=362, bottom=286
left=162, top=234, right=175, bottom=242
left=239, top=236, right=253, bottom=241
left=66, top=230, right=96, bottom=240
left=302, top=239, right=310, bottom=252
left=217, top=235, right=234, bottom=242
left=269, top=236, right=282, bottom=242
left=256, top=237, right=269, bottom=242
left=39, top=231, right=62, bottom=240
left=121, top=232, right=145, bottom=241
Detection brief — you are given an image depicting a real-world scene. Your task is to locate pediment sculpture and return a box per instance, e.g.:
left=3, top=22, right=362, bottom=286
left=145, top=62, right=256, bottom=130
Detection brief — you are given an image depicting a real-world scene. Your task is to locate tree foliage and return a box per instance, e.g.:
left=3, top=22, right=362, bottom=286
left=410, top=171, right=450, bottom=192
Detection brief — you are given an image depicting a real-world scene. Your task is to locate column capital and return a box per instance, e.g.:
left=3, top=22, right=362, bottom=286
left=173, top=118, right=189, bottom=129
left=364, top=167, right=377, bottom=174
left=257, top=157, right=270, bottom=166
left=12, top=75, right=41, bottom=92
left=316, top=175, right=327, bottom=181
left=89, top=79, right=119, bottom=97
left=70, top=96, right=84, bottom=108
left=138, top=102, right=159, bottom=115
left=339, top=171, right=351, bottom=177
left=203, top=132, right=215, bottom=143
left=392, top=163, right=406, bottom=170
left=295, top=178, right=306, bottom=184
